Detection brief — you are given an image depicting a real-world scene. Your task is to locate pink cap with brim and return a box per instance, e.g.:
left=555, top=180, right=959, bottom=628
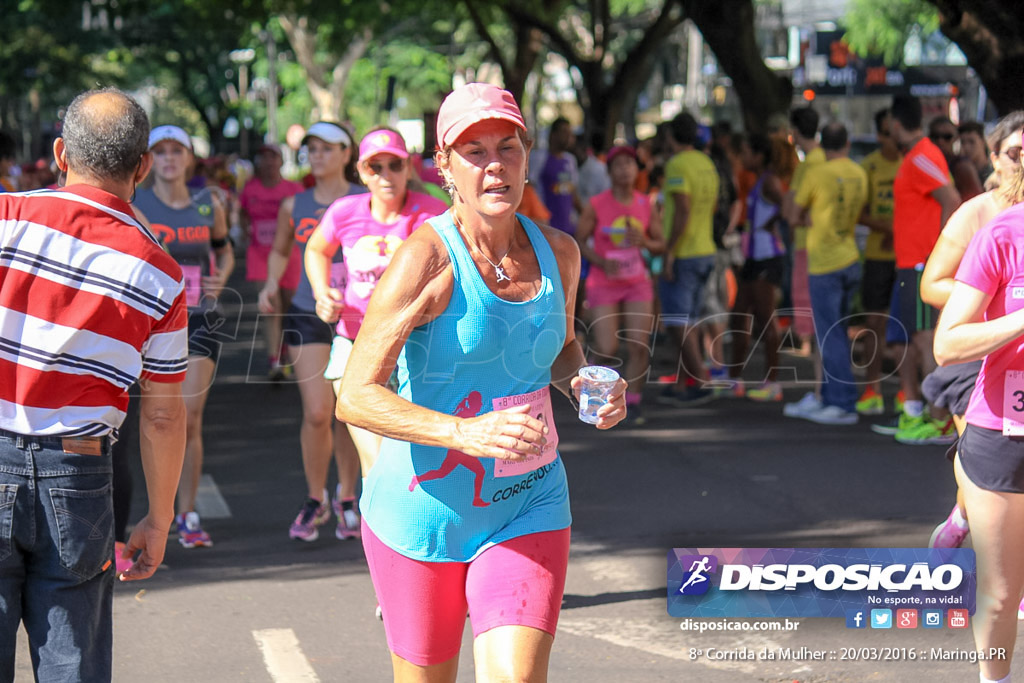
left=148, top=125, right=192, bottom=151
left=436, top=83, right=526, bottom=148
left=358, top=129, right=409, bottom=162
left=605, top=145, right=637, bottom=165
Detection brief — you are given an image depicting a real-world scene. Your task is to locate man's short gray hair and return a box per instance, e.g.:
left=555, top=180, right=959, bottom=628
left=62, top=88, right=150, bottom=182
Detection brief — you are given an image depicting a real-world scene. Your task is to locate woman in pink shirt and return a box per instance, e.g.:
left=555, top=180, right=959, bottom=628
left=305, top=128, right=447, bottom=522
left=574, top=145, right=663, bottom=424
left=935, top=195, right=1024, bottom=682
left=240, top=144, right=303, bottom=379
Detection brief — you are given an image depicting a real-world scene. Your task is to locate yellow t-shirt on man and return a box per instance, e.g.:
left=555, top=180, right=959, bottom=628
left=789, top=147, right=827, bottom=250
left=794, top=156, right=868, bottom=275
left=662, top=149, right=719, bottom=259
left=859, top=149, right=902, bottom=261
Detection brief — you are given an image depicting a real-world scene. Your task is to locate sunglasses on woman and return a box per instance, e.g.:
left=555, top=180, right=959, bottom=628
left=367, top=159, right=405, bottom=175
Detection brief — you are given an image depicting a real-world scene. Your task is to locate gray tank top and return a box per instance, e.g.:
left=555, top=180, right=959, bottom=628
left=290, top=185, right=367, bottom=311
left=134, top=186, right=216, bottom=310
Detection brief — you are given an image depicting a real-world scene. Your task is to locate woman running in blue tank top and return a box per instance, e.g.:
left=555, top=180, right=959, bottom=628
left=336, top=84, right=627, bottom=682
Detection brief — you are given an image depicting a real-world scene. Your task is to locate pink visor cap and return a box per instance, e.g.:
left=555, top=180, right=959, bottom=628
left=358, top=129, right=409, bottom=162
left=436, top=83, right=526, bottom=148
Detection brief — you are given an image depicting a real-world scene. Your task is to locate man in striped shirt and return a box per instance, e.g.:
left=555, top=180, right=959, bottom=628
left=0, top=88, right=187, bottom=681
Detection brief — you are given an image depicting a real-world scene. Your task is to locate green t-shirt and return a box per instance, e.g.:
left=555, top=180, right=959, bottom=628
left=662, top=149, right=719, bottom=259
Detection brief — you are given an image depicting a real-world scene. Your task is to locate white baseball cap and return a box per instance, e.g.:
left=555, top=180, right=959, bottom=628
left=148, top=125, right=192, bottom=151
left=301, top=121, right=353, bottom=148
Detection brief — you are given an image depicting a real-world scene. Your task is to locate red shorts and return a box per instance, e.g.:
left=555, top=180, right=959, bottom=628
left=790, top=248, right=813, bottom=338
left=585, top=276, right=653, bottom=309
left=362, top=520, right=570, bottom=666
left=246, top=245, right=301, bottom=290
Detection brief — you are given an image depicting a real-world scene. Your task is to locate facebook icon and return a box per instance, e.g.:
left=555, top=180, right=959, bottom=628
left=846, top=609, right=867, bottom=629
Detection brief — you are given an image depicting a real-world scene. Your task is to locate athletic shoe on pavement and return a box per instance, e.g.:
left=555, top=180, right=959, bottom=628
left=804, top=404, right=859, bottom=425
left=929, top=505, right=969, bottom=548
left=895, top=416, right=956, bottom=445
left=177, top=511, right=213, bottom=548
left=746, top=381, right=782, bottom=402
left=870, top=412, right=921, bottom=436
left=289, top=495, right=331, bottom=542
left=657, top=386, right=714, bottom=407
left=894, top=390, right=906, bottom=415
left=856, top=388, right=885, bottom=416
left=336, top=507, right=361, bottom=540
left=783, top=392, right=822, bottom=418
left=623, top=405, right=647, bottom=427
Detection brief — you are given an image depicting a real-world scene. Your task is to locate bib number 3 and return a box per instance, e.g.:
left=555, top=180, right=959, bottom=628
left=1002, top=370, right=1024, bottom=436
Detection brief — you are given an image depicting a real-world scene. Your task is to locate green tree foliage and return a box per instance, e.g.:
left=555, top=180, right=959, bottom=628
left=844, top=0, right=939, bottom=65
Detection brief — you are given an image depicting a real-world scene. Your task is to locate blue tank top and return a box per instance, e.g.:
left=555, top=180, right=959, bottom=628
left=290, top=185, right=367, bottom=311
left=360, top=212, right=572, bottom=562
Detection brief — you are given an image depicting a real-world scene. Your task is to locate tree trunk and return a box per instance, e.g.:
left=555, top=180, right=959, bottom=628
left=682, top=0, right=792, bottom=132
left=464, top=1, right=543, bottom=103
left=279, top=14, right=373, bottom=121
left=927, top=0, right=1024, bottom=114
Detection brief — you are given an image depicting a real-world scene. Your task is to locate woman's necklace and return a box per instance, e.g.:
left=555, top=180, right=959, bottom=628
left=454, top=212, right=513, bottom=282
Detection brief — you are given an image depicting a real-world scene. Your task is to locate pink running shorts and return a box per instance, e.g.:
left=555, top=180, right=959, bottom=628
left=585, top=276, right=653, bottom=309
left=362, top=520, right=571, bottom=666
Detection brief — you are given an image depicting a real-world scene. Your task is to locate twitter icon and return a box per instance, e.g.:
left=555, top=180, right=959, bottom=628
left=871, top=609, right=892, bottom=629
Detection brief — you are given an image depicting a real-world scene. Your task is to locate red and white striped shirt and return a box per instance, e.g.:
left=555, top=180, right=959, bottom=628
left=0, top=184, right=188, bottom=436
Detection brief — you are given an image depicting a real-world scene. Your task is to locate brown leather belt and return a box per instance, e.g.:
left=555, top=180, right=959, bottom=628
left=61, top=437, right=105, bottom=456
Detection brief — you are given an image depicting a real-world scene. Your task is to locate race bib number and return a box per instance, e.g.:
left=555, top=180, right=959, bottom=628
left=491, top=387, right=559, bottom=477
left=330, top=261, right=348, bottom=290
left=1004, top=371, right=1024, bottom=436
left=254, top=219, right=277, bottom=246
left=605, top=247, right=645, bottom=280
left=181, top=265, right=202, bottom=307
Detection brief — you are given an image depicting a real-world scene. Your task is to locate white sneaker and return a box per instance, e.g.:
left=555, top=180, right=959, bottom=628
left=783, top=392, right=822, bottom=418
left=804, top=404, right=859, bottom=425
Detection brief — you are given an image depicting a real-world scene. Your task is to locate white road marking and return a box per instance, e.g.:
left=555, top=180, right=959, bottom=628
left=252, top=628, right=320, bottom=683
left=195, top=474, right=232, bottom=519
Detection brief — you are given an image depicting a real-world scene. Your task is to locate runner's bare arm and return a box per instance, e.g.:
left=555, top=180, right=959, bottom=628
left=934, top=281, right=1024, bottom=365
left=336, top=227, right=547, bottom=460
left=304, top=223, right=342, bottom=323
left=206, top=190, right=234, bottom=297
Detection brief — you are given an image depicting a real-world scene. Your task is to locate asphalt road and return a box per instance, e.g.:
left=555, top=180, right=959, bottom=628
left=14, top=266, right=1020, bottom=682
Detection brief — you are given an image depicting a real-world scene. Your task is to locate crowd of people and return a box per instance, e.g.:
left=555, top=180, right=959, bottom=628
left=3, top=80, right=1024, bottom=682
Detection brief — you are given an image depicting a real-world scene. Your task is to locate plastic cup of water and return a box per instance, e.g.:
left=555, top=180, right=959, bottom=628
left=577, top=366, right=620, bottom=424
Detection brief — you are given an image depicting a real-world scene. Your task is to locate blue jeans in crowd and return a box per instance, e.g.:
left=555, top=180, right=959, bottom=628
left=809, top=262, right=862, bottom=413
left=0, top=431, right=115, bottom=682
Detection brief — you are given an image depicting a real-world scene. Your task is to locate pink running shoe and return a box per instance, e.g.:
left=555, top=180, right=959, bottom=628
left=929, top=505, right=969, bottom=548
left=177, top=511, right=213, bottom=548
left=289, top=495, right=331, bottom=542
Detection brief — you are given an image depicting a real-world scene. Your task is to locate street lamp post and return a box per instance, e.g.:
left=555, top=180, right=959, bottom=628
left=229, top=48, right=256, bottom=158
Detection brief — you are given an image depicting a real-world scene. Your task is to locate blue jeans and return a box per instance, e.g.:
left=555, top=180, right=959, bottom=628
left=0, top=431, right=115, bottom=682
left=658, top=255, right=715, bottom=327
left=809, top=262, right=861, bottom=412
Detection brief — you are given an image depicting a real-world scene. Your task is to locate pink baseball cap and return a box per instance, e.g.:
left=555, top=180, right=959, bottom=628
left=436, top=83, right=526, bottom=148
left=358, top=129, right=409, bottom=162
left=605, top=145, right=637, bottom=165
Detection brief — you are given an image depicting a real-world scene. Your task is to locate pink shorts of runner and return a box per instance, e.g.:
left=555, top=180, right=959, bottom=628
left=585, top=276, right=653, bottom=309
left=246, top=244, right=301, bottom=290
left=362, top=520, right=571, bottom=667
